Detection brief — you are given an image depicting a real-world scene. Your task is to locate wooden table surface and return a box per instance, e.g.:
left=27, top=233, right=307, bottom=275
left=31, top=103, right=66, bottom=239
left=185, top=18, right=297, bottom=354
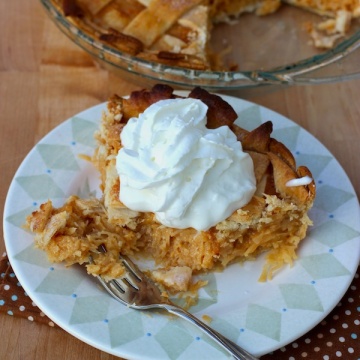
left=1, top=1, right=360, bottom=360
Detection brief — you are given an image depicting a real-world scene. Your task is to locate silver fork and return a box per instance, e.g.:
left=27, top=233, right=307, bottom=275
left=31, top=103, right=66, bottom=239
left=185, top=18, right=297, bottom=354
left=89, top=252, right=259, bottom=360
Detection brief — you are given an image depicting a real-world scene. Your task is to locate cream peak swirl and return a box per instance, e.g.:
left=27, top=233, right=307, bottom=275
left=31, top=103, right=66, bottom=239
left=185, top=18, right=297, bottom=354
left=116, top=98, right=256, bottom=231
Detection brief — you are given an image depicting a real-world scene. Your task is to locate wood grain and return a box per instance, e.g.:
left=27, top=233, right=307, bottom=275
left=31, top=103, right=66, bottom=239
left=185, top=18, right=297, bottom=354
left=0, top=1, right=359, bottom=359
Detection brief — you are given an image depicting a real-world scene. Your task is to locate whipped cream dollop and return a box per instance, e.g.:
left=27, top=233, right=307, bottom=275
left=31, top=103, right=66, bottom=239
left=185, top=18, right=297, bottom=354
left=286, top=175, right=313, bottom=187
left=116, top=98, right=256, bottom=231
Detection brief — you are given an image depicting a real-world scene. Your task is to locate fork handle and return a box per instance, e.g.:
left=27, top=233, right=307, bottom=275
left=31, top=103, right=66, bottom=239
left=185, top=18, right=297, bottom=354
left=162, top=304, right=259, bottom=360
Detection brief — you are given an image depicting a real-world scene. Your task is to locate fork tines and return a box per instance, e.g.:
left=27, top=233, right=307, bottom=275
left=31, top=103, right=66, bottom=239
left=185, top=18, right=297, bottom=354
left=117, top=256, right=142, bottom=291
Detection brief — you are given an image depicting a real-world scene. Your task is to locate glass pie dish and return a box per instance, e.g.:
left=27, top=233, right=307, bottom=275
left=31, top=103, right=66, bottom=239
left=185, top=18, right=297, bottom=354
left=40, top=0, right=360, bottom=90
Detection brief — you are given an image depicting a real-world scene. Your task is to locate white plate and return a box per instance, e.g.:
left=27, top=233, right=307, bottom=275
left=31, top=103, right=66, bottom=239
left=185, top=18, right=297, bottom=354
left=3, top=94, right=360, bottom=359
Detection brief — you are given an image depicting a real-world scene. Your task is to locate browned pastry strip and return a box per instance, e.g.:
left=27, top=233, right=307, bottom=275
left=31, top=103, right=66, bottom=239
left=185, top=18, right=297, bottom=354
left=63, top=0, right=84, bottom=17
left=137, top=51, right=208, bottom=70
left=122, top=84, right=176, bottom=120
left=76, top=0, right=113, bottom=15
left=189, top=86, right=238, bottom=128
left=123, top=0, right=204, bottom=47
left=96, top=0, right=145, bottom=32
left=100, top=32, right=144, bottom=55
left=234, top=121, right=273, bottom=153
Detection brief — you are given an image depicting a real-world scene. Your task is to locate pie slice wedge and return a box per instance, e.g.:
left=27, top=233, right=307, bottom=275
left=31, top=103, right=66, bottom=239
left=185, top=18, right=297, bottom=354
left=26, top=85, right=316, bottom=292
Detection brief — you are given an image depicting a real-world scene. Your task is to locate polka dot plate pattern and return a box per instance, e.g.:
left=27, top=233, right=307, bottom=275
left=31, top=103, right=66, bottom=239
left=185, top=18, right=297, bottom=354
left=3, top=93, right=360, bottom=359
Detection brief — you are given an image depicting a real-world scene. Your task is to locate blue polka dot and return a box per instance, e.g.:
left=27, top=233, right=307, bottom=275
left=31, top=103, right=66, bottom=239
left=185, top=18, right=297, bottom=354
left=329, top=214, right=334, bottom=218
left=32, top=202, right=38, bottom=206
left=311, top=280, right=316, bottom=285
left=0, top=300, right=5, bottom=306
left=24, top=292, right=28, bottom=297
left=282, top=308, right=287, bottom=312
left=7, top=310, right=13, bottom=316
left=1, top=273, right=5, bottom=279
left=146, top=333, right=152, bottom=337
left=103, top=319, right=109, bottom=323
left=357, top=306, right=360, bottom=312
left=71, top=141, right=76, bottom=146
left=240, top=328, right=245, bottom=332
left=46, top=169, right=52, bottom=174
left=11, top=295, right=18, bottom=301
left=329, top=249, right=334, bottom=253
left=16, top=282, right=21, bottom=287
left=351, top=333, right=357, bottom=339
left=195, top=336, right=201, bottom=341
left=72, top=294, right=77, bottom=298
left=9, top=273, right=15, bottom=278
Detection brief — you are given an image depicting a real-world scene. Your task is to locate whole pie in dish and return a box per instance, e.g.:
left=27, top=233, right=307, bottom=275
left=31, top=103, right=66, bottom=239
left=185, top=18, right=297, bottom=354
left=59, top=0, right=360, bottom=69
left=26, top=85, right=316, bottom=293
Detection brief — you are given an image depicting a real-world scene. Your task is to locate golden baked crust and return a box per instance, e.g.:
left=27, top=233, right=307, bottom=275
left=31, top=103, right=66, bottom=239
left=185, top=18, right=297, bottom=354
left=283, top=0, right=360, bottom=17
left=58, top=0, right=359, bottom=69
left=209, top=0, right=281, bottom=19
left=62, top=0, right=210, bottom=69
left=26, top=85, right=316, bottom=291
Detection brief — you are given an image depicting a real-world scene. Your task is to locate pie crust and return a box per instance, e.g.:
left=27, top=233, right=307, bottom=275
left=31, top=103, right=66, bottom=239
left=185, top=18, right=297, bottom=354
left=26, top=85, right=316, bottom=292
left=59, top=0, right=360, bottom=69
